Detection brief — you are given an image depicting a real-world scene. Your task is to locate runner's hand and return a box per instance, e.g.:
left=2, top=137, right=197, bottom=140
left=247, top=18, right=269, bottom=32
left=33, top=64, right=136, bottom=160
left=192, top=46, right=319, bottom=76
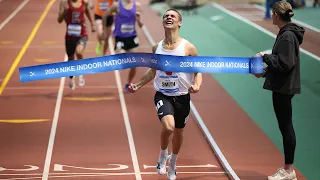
left=59, top=0, right=67, bottom=14
left=127, top=83, right=138, bottom=93
left=189, top=84, right=200, bottom=93
left=62, top=0, right=68, bottom=11
left=136, top=13, right=143, bottom=28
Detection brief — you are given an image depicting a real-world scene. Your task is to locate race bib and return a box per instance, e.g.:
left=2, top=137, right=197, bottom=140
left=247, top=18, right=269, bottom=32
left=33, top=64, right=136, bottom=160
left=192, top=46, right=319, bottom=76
left=99, top=2, right=109, bottom=10
left=120, top=24, right=134, bottom=33
left=159, top=76, right=179, bottom=93
left=67, top=24, right=81, bottom=37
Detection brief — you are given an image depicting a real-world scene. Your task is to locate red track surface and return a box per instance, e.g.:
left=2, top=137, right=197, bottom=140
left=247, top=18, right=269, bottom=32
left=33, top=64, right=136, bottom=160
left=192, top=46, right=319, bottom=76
left=0, top=0, right=307, bottom=180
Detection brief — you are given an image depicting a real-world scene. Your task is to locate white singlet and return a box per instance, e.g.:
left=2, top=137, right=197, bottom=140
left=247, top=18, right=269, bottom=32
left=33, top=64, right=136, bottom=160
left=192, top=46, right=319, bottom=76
left=153, top=38, right=194, bottom=96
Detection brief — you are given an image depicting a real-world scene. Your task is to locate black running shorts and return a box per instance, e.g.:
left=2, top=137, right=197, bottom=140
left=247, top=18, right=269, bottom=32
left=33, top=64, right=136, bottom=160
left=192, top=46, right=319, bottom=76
left=114, top=36, right=139, bottom=51
left=65, top=37, right=88, bottom=57
left=154, top=91, right=191, bottom=129
left=94, top=14, right=114, bottom=27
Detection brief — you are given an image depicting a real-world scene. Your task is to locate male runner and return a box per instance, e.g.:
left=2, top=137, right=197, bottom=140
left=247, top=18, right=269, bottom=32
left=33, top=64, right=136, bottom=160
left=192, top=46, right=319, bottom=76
left=103, top=0, right=143, bottom=91
left=93, top=0, right=114, bottom=55
left=58, top=0, right=95, bottom=90
left=127, top=9, right=202, bottom=180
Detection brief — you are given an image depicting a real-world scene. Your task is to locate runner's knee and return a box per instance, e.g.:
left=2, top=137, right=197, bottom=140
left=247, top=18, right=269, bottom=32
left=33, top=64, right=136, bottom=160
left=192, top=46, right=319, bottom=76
left=76, top=52, right=83, bottom=59
left=75, top=48, right=83, bottom=59
left=161, top=115, right=175, bottom=132
left=174, top=128, right=184, bottom=135
left=163, top=126, right=174, bottom=134
left=104, top=28, right=112, bottom=40
left=75, top=44, right=85, bottom=58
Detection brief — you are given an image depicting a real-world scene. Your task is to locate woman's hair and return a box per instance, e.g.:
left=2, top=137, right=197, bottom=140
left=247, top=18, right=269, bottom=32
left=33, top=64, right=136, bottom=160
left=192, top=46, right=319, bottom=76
left=272, top=1, right=294, bottom=22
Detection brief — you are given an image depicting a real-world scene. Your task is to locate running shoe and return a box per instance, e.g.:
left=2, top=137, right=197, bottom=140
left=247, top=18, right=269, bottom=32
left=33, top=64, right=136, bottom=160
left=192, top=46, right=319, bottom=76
left=69, top=78, right=75, bottom=90
left=78, top=75, right=85, bottom=86
left=156, top=154, right=170, bottom=175
left=167, top=155, right=177, bottom=180
left=95, top=41, right=102, bottom=55
left=268, top=167, right=297, bottom=180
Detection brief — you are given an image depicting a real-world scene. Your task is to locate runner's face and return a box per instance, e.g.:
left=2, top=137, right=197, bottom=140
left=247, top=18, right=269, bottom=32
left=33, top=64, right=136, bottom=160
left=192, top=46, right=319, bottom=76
left=162, top=11, right=181, bottom=29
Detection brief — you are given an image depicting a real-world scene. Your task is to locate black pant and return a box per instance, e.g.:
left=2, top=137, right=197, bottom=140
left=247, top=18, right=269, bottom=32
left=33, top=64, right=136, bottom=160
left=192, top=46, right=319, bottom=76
left=272, top=92, right=296, bottom=164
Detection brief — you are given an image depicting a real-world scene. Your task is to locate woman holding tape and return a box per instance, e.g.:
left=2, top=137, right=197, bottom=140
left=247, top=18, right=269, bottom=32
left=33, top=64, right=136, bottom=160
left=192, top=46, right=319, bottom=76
left=255, top=1, right=304, bottom=180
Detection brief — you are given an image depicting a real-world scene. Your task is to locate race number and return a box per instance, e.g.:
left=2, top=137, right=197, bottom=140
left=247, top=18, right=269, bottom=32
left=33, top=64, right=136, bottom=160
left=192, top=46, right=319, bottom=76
left=120, top=24, right=134, bottom=33
left=99, top=2, right=109, bottom=10
left=67, top=24, right=82, bottom=37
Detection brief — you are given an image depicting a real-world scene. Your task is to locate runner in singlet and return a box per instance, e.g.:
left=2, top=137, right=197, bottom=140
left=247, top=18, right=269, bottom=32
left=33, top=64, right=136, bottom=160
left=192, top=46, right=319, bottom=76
left=93, top=0, right=114, bottom=55
left=58, top=0, right=95, bottom=90
left=127, top=9, right=202, bottom=180
left=102, top=0, right=143, bottom=91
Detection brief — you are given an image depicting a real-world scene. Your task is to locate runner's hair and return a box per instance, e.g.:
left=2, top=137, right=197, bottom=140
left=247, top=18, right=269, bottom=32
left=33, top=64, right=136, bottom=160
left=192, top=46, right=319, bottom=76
left=272, top=1, right=294, bottom=22
left=163, top=8, right=182, bottom=21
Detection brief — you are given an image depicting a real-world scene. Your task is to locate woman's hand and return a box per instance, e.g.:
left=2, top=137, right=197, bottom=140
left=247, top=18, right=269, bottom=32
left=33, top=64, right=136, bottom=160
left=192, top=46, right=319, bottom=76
left=256, top=52, right=265, bottom=57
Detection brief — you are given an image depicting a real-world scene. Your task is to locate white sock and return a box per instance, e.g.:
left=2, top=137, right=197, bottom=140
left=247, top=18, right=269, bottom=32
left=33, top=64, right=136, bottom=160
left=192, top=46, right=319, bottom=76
left=169, top=153, right=178, bottom=168
left=159, top=147, right=168, bottom=159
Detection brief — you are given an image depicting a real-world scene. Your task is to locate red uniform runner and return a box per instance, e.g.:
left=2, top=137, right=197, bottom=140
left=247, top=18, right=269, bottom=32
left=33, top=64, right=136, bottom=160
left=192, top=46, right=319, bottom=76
left=65, top=0, right=88, bottom=40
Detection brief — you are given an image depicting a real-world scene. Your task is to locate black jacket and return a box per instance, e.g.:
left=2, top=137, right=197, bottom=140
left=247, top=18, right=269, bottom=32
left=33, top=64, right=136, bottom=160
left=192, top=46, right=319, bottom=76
left=262, top=23, right=305, bottom=95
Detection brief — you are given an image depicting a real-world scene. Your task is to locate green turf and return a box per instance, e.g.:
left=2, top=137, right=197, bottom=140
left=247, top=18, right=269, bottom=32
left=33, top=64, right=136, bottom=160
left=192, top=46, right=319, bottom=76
left=258, top=4, right=320, bottom=30
left=289, top=7, right=320, bottom=29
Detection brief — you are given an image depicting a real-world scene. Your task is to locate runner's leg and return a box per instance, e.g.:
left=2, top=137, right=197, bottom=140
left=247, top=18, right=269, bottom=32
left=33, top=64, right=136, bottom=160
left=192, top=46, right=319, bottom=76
left=154, top=92, right=175, bottom=175
left=102, top=15, right=113, bottom=55
left=125, top=45, right=137, bottom=87
left=75, top=37, right=88, bottom=86
left=95, top=15, right=104, bottom=55
left=65, top=39, right=77, bottom=90
left=167, top=93, right=190, bottom=180
left=123, top=36, right=139, bottom=89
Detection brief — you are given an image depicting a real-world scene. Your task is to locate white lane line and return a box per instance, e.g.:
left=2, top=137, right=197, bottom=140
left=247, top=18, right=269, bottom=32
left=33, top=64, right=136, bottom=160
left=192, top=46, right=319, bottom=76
left=210, top=15, right=224, bottom=21
left=141, top=23, right=240, bottom=180
left=220, top=3, right=255, bottom=8
left=0, top=171, right=226, bottom=180
left=108, top=33, right=142, bottom=180
left=41, top=54, right=68, bottom=180
left=0, top=0, right=30, bottom=31
left=253, top=4, right=320, bottom=33
left=213, top=3, right=320, bottom=62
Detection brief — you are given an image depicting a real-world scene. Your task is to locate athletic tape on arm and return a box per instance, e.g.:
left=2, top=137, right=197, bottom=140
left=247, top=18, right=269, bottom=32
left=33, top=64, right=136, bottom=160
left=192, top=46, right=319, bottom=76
left=19, top=52, right=263, bottom=82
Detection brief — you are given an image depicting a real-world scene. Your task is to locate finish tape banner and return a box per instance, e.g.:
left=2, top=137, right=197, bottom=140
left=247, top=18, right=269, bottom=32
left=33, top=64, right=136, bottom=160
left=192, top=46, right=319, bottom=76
left=19, top=52, right=263, bottom=82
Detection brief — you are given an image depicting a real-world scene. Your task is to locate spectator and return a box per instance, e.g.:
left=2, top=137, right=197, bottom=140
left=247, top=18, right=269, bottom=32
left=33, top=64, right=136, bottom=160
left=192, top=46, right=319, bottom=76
left=254, top=1, right=305, bottom=180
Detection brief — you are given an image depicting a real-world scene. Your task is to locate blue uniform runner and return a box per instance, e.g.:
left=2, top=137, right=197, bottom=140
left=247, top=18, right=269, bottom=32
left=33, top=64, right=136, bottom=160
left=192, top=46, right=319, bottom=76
left=113, top=0, right=137, bottom=38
